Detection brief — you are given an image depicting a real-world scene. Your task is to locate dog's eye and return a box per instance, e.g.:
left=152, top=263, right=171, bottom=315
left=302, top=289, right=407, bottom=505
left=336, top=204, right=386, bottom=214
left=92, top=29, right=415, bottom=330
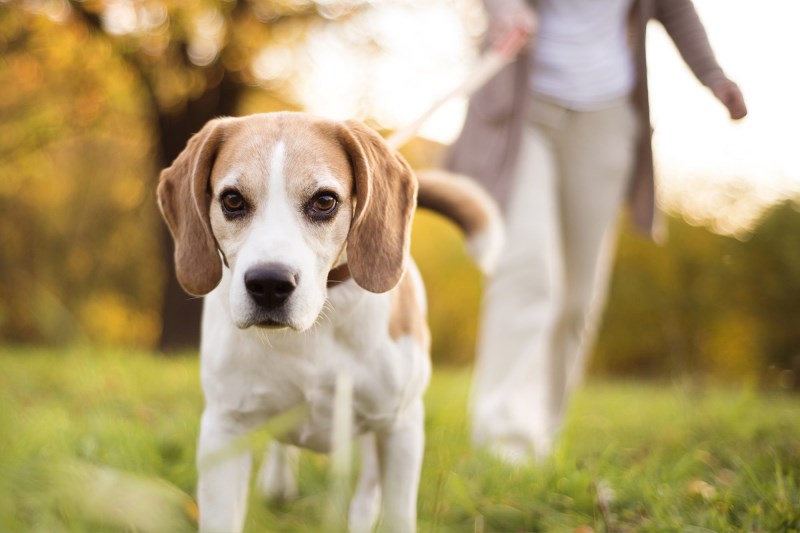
left=221, top=191, right=247, bottom=217
left=313, top=195, right=337, bottom=213
left=306, top=192, right=339, bottom=220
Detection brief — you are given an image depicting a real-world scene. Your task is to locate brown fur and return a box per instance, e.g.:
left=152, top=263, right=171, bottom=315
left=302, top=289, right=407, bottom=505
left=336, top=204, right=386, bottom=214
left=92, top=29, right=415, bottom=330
left=157, top=118, right=232, bottom=296
left=388, top=271, right=430, bottom=348
left=416, top=169, right=493, bottom=236
left=338, top=120, right=418, bottom=294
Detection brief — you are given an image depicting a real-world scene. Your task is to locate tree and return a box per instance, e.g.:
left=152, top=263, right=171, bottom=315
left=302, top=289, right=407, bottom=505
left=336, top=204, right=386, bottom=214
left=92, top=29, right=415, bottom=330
left=592, top=202, right=800, bottom=390
left=0, top=5, right=164, bottom=346
left=740, top=201, right=800, bottom=388
left=9, top=0, right=372, bottom=350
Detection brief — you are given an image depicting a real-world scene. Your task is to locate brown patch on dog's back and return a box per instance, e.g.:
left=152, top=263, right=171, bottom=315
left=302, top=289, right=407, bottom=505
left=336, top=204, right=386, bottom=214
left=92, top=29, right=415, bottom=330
left=388, top=271, right=430, bottom=349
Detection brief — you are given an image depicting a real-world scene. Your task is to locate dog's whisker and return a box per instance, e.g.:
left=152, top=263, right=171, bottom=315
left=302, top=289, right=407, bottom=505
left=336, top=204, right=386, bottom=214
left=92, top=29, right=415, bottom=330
left=311, top=312, right=328, bottom=332
left=308, top=302, right=335, bottom=331
left=256, top=328, right=273, bottom=348
left=319, top=312, right=331, bottom=328
left=321, top=304, right=335, bottom=326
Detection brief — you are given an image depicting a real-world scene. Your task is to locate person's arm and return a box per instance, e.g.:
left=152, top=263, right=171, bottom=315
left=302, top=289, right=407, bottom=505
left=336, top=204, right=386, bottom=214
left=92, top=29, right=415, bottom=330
left=655, top=0, right=747, bottom=119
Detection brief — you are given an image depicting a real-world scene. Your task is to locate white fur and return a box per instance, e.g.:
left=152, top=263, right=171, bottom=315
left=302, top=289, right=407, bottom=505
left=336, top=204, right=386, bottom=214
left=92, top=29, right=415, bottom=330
left=467, top=221, right=505, bottom=276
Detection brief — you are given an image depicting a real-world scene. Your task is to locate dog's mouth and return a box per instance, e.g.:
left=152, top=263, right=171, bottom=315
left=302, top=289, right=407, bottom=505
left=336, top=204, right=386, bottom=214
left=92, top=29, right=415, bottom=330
left=252, top=307, right=311, bottom=331
left=253, top=318, right=291, bottom=330
left=236, top=309, right=296, bottom=331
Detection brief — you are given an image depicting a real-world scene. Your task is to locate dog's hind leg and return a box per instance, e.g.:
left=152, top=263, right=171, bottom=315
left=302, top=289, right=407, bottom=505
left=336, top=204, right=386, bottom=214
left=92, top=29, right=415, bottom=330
left=257, top=441, right=299, bottom=502
left=349, top=432, right=382, bottom=533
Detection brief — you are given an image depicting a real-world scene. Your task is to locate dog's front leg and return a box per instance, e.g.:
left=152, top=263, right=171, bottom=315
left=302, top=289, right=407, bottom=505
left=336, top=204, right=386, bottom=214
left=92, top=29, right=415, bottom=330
left=349, top=432, right=382, bottom=533
left=375, top=400, right=425, bottom=533
left=197, top=409, right=253, bottom=533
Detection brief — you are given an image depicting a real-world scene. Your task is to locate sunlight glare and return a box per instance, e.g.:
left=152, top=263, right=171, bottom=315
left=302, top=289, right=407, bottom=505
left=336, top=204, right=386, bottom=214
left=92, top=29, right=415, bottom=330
left=649, top=0, right=800, bottom=233
left=294, top=0, right=797, bottom=233
left=296, top=0, right=478, bottom=136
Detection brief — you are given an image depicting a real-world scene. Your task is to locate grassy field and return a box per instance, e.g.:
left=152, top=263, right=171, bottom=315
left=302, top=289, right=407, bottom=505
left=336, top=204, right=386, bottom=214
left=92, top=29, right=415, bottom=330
left=1, top=346, right=799, bottom=532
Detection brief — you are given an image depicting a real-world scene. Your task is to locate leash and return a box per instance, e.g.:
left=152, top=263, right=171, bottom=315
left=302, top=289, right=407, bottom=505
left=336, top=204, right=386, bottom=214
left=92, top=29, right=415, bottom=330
left=385, top=27, right=531, bottom=151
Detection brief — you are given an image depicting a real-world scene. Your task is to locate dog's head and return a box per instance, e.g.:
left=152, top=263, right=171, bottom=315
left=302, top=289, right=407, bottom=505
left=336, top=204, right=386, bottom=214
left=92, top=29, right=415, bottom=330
left=157, top=112, right=417, bottom=331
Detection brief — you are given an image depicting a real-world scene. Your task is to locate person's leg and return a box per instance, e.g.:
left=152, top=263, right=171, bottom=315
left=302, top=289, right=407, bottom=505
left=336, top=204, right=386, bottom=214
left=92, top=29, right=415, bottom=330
left=547, top=100, right=639, bottom=429
left=469, top=102, right=566, bottom=461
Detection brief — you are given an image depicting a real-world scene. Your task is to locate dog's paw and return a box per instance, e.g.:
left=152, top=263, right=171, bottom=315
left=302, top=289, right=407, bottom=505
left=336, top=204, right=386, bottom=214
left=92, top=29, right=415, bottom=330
left=257, top=443, right=299, bottom=503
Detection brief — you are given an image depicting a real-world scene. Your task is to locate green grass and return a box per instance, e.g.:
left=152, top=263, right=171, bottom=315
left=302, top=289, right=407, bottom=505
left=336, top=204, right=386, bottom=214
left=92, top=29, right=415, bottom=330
left=1, top=346, right=799, bottom=532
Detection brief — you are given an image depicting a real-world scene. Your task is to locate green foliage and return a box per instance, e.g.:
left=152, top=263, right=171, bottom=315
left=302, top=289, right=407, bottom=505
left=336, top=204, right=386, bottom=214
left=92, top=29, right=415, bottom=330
left=594, top=204, right=800, bottom=389
left=0, top=7, right=163, bottom=345
left=2, top=348, right=799, bottom=532
left=741, top=202, right=800, bottom=380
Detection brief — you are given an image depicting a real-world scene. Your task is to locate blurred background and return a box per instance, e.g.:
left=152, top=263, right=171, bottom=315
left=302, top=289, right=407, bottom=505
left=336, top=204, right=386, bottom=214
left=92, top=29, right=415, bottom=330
left=1, top=0, right=799, bottom=389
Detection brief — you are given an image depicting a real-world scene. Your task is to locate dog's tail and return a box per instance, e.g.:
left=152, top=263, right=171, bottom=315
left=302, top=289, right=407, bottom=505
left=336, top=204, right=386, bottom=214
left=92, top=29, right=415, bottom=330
left=415, top=169, right=505, bottom=275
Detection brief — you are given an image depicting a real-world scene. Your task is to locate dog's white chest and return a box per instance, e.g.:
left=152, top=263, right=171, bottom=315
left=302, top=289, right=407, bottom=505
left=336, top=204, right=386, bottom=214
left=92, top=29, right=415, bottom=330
left=200, top=284, right=429, bottom=453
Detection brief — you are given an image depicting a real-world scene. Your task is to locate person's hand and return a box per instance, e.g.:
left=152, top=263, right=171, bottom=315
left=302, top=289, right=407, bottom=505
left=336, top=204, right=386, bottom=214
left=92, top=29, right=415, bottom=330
left=488, top=3, right=538, bottom=49
left=710, top=79, right=747, bottom=120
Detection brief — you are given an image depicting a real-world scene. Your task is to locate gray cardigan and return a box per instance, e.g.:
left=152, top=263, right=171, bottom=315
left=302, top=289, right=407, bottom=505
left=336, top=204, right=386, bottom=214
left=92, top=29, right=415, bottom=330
left=445, top=0, right=732, bottom=237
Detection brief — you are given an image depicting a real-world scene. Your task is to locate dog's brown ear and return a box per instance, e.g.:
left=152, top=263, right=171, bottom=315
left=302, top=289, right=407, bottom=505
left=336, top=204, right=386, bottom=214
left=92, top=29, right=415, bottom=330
left=339, top=120, right=418, bottom=293
left=157, top=118, right=231, bottom=297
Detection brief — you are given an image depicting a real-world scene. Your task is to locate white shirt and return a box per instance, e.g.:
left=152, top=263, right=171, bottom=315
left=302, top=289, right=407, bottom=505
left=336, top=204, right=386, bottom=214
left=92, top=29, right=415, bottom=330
left=530, top=0, right=636, bottom=109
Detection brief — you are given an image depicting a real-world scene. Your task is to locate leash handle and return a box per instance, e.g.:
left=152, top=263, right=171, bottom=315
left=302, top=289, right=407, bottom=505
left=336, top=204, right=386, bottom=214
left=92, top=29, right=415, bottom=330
left=386, top=26, right=531, bottom=150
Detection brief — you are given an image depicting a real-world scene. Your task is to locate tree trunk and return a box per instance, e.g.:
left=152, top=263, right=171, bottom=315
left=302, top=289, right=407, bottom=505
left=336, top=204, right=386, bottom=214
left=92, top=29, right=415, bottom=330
left=157, top=71, right=242, bottom=352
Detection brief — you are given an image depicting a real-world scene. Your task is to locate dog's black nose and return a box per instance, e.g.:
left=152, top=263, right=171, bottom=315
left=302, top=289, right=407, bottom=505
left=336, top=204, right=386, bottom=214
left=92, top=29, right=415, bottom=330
left=244, top=265, right=298, bottom=309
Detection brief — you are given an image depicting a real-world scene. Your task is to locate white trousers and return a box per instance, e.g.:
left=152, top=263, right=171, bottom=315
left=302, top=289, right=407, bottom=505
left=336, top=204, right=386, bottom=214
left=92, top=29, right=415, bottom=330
left=469, top=95, right=639, bottom=461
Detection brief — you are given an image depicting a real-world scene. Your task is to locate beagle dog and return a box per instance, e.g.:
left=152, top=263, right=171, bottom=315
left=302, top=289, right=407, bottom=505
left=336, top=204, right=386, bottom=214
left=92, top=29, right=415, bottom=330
left=157, top=112, right=502, bottom=533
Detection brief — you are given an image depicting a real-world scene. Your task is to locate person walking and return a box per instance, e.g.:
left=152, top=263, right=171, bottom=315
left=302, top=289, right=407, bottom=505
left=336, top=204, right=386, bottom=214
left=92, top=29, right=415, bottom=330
left=448, top=0, right=747, bottom=462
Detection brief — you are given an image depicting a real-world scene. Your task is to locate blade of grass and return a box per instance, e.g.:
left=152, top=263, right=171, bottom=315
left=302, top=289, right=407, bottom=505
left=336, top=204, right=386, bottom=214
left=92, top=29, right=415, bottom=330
left=322, top=371, right=354, bottom=532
